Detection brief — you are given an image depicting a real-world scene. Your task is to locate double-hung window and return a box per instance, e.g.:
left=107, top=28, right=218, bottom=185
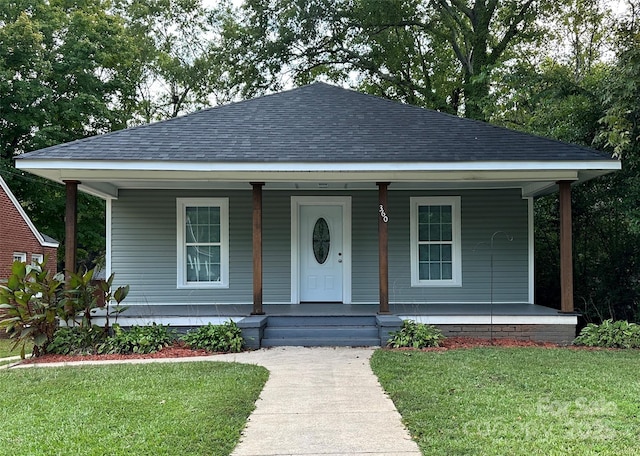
left=177, top=198, right=229, bottom=288
left=13, top=252, right=26, bottom=263
left=410, top=197, right=462, bottom=287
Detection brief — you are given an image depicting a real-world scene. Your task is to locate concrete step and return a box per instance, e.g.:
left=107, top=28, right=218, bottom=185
left=261, top=337, right=381, bottom=347
left=267, top=315, right=377, bottom=327
left=263, top=326, right=379, bottom=339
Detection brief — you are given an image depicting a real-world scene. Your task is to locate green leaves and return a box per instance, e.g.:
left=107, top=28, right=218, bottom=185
left=387, top=320, right=445, bottom=349
left=182, top=321, right=244, bottom=353
left=574, top=319, right=640, bottom=348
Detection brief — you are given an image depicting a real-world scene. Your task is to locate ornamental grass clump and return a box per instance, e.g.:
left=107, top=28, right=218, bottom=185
left=387, top=319, right=445, bottom=348
left=574, top=319, right=640, bottom=348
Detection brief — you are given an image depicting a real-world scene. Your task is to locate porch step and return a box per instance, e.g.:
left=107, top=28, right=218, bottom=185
left=260, top=315, right=381, bottom=347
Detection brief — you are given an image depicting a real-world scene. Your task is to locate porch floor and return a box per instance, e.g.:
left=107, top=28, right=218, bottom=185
left=119, top=302, right=572, bottom=318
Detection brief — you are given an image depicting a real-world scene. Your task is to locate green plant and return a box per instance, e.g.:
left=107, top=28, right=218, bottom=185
left=98, top=324, right=177, bottom=354
left=47, top=326, right=108, bottom=355
left=387, top=320, right=445, bottom=348
left=62, top=268, right=129, bottom=330
left=182, top=321, right=244, bottom=353
left=574, top=319, right=640, bottom=348
left=0, top=260, right=65, bottom=357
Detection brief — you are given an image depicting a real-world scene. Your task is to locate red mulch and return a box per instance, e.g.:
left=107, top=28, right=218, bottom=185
left=390, top=337, right=560, bottom=352
left=20, top=341, right=215, bottom=365
left=17, top=338, right=601, bottom=364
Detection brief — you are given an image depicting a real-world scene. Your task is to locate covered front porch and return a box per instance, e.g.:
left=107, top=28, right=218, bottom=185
left=95, top=302, right=578, bottom=347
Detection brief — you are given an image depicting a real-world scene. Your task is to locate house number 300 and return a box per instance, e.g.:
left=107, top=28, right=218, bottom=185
left=379, top=205, right=389, bottom=223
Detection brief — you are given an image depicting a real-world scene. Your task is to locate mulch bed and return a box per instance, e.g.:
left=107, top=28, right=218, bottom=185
left=15, top=337, right=572, bottom=364
left=19, top=342, right=215, bottom=365
left=390, top=337, right=561, bottom=352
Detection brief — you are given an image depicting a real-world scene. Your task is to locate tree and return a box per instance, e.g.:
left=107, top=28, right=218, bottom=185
left=118, top=0, right=233, bottom=123
left=216, top=0, right=551, bottom=119
left=0, top=0, right=144, bottom=268
left=488, top=0, right=640, bottom=322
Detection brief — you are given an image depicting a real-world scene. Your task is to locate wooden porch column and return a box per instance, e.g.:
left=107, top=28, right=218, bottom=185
left=251, top=182, right=265, bottom=315
left=377, top=182, right=390, bottom=314
left=558, top=181, right=574, bottom=313
left=64, top=180, right=80, bottom=281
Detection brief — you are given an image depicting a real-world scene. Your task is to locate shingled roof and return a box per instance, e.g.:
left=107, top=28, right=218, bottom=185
left=18, top=82, right=612, bottom=164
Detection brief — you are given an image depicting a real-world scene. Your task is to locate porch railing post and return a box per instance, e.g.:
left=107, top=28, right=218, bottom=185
left=64, top=180, right=80, bottom=282
left=558, top=180, right=574, bottom=313
left=251, top=182, right=265, bottom=315
left=377, top=182, right=390, bottom=314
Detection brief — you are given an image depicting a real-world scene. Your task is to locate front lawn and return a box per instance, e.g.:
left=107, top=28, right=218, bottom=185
left=371, top=348, right=640, bottom=456
left=0, top=362, right=268, bottom=455
left=0, top=339, right=31, bottom=358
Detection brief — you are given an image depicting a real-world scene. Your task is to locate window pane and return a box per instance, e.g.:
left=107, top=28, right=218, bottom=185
left=419, top=244, right=429, bottom=262
left=442, top=245, right=452, bottom=261
left=186, top=246, right=221, bottom=282
left=429, top=206, right=441, bottom=223
left=442, top=223, right=452, bottom=242
left=418, top=206, right=430, bottom=223
left=419, top=263, right=429, bottom=280
left=442, top=263, right=453, bottom=280
left=197, top=207, right=209, bottom=225
left=429, top=224, right=441, bottom=241
left=419, top=224, right=430, bottom=242
left=430, top=263, right=441, bottom=280
left=441, top=206, right=452, bottom=223
left=429, top=245, right=441, bottom=261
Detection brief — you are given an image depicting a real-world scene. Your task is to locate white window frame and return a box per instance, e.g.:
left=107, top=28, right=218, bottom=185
left=176, top=198, right=229, bottom=289
left=410, top=196, right=462, bottom=287
left=13, top=252, right=26, bottom=263
left=31, top=254, right=44, bottom=266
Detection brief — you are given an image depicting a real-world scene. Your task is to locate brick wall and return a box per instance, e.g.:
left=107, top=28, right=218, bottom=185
left=1, top=184, right=58, bottom=340
left=0, top=186, right=58, bottom=280
left=436, top=324, right=577, bottom=345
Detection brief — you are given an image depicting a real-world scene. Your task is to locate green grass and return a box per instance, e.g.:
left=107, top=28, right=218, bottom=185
left=371, top=348, right=640, bottom=456
left=0, top=362, right=268, bottom=455
left=0, top=339, right=32, bottom=358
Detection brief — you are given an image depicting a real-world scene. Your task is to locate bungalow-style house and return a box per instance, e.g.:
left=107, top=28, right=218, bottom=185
left=15, top=83, right=620, bottom=346
left=0, top=175, right=59, bottom=279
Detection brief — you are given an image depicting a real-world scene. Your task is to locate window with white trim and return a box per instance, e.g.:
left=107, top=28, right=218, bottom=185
left=410, top=197, right=462, bottom=287
left=13, top=252, right=26, bottom=263
left=176, top=198, right=229, bottom=288
left=31, top=254, right=44, bottom=266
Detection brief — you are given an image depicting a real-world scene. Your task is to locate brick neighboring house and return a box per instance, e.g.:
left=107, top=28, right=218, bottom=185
left=0, top=175, right=59, bottom=281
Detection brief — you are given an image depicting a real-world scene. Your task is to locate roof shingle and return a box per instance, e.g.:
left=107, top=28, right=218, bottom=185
left=18, top=82, right=612, bottom=163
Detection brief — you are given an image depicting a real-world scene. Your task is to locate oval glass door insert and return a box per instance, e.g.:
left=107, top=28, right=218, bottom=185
left=313, top=218, right=330, bottom=264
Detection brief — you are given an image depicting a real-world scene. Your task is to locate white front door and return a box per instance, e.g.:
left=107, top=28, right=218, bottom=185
left=299, top=205, right=343, bottom=302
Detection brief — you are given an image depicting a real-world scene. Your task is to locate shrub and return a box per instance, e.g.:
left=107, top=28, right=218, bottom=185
left=62, top=268, right=129, bottom=329
left=98, top=324, right=177, bottom=354
left=0, top=259, right=130, bottom=358
left=182, top=321, right=244, bottom=353
left=0, top=261, right=65, bottom=357
left=48, top=326, right=107, bottom=355
left=574, top=319, right=640, bottom=348
left=387, top=320, right=445, bottom=348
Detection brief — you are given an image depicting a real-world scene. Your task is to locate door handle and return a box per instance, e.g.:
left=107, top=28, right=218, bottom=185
left=338, top=252, right=342, bottom=263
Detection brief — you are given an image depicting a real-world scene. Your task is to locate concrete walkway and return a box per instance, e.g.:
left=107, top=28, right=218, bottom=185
left=217, top=347, right=421, bottom=456
left=11, top=347, right=422, bottom=455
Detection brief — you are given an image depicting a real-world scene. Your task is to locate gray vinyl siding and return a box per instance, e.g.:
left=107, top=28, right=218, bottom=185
left=111, top=188, right=529, bottom=306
